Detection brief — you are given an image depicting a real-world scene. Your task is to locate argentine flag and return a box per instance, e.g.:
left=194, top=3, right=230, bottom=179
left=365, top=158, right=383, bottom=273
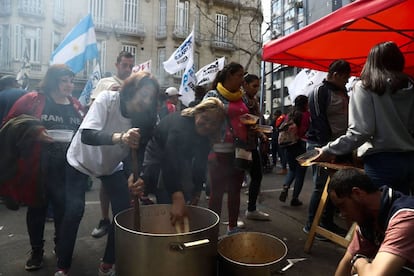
left=51, top=14, right=98, bottom=74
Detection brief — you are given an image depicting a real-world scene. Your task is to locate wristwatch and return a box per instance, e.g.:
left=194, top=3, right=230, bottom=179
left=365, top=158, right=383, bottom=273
left=350, top=254, right=369, bottom=267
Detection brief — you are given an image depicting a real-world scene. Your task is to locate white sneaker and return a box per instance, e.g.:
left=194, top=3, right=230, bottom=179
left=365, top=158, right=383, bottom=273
left=245, top=210, right=270, bottom=221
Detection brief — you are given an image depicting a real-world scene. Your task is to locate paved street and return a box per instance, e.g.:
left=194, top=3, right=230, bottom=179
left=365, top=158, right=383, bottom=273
left=0, top=166, right=346, bottom=276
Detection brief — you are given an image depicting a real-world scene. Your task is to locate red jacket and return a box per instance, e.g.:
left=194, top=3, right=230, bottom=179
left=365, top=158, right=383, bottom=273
left=0, top=92, right=84, bottom=208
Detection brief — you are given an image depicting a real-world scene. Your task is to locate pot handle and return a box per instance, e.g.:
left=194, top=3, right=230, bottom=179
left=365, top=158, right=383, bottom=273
left=170, top=239, right=210, bottom=252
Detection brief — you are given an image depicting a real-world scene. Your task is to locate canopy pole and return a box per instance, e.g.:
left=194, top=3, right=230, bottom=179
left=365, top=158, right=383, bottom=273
left=260, top=60, right=266, bottom=122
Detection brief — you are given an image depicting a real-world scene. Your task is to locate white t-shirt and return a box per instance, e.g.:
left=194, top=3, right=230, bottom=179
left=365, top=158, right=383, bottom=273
left=67, top=91, right=131, bottom=177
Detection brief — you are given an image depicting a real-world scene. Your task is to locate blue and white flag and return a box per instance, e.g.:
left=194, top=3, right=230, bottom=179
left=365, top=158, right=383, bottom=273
left=78, top=64, right=101, bottom=106
left=163, top=28, right=194, bottom=74
left=50, top=14, right=98, bottom=74
left=179, top=58, right=196, bottom=107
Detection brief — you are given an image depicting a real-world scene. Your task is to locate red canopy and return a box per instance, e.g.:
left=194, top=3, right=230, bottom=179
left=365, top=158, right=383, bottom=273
left=262, top=0, right=414, bottom=76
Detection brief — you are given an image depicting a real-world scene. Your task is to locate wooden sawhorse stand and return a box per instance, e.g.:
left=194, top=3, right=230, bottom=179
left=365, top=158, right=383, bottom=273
left=304, top=163, right=358, bottom=253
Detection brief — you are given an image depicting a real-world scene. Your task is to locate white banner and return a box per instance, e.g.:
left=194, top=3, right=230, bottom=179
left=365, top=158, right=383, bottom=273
left=288, top=69, right=327, bottom=102
left=163, top=28, right=194, bottom=74
left=132, top=60, right=151, bottom=73
left=195, top=57, right=225, bottom=86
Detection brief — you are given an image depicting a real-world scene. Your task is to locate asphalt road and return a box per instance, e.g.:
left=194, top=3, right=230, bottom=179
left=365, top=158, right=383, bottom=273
left=0, top=166, right=346, bottom=276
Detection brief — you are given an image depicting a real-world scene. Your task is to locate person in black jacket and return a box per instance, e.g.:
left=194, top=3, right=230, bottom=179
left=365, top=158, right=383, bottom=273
left=303, top=59, right=351, bottom=237
left=129, top=97, right=225, bottom=229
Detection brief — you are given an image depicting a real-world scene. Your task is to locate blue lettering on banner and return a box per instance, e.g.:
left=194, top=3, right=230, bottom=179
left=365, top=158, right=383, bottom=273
left=174, top=37, right=193, bottom=61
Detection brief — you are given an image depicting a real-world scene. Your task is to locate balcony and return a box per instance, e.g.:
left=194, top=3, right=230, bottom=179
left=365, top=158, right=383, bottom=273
left=173, top=25, right=189, bottom=40
left=94, top=18, right=113, bottom=33
left=214, top=0, right=238, bottom=8
left=210, top=37, right=234, bottom=51
left=18, top=3, right=44, bottom=18
left=114, top=21, right=146, bottom=38
left=155, top=25, right=167, bottom=40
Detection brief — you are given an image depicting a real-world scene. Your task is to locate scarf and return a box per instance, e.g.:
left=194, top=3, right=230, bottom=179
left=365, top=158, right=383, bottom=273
left=217, top=82, right=243, bottom=102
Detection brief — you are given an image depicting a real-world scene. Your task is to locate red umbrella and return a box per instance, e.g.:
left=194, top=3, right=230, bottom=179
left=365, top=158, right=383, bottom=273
left=262, top=0, right=414, bottom=76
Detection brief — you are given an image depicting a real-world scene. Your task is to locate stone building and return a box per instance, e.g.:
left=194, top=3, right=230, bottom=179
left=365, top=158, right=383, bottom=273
left=0, top=0, right=262, bottom=95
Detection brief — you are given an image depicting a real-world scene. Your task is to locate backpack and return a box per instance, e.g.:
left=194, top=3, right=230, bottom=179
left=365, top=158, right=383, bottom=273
left=278, top=115, right=299, bottom=147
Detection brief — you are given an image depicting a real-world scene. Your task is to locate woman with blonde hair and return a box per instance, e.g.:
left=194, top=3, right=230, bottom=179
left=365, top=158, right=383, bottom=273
left=129, top=97, right=226, bottom=229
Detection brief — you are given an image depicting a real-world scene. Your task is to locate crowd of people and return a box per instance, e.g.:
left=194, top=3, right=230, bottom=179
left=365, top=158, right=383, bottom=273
left=0, top=40, right=414, bottom=276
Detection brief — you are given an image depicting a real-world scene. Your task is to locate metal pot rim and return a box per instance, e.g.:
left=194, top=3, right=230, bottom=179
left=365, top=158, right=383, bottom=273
left=218, top=231, right=288, bottom=267
left=114, top=205, right=220, bottom=237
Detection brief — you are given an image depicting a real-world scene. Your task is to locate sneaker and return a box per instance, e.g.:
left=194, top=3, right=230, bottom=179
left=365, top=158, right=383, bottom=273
left=25, top=248, right=44, bottom=271
left=91, top=219, right=111, bottom=238
left=237, top=220, right=245, bottom=228
left=227, top=226, right=243, bottom=235
left=98, top=263, right=116, bottom=276
left=279, top=187, right=288, bottom=202
left=54, top=269, right=69, bottom=276
left=302, top=226, right=328, bottom=241
left=290, top=198, right=303, bottom=206
left=245, top=210, right=270, bottom=221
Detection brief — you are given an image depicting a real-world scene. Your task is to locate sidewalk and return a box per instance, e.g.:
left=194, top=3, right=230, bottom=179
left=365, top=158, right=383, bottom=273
left=0, top=167, right=346, bottom=276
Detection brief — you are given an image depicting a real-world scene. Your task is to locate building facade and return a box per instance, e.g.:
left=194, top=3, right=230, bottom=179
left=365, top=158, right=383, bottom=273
left=266, top=0, right=354, bottom=114
left=0, top=0, right=262, bottom=96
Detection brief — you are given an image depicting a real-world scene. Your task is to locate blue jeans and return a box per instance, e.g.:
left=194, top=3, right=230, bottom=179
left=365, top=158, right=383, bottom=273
left=58, top=167, right=131, bottom=269
left=100, top=170, right=131, bottom=265
left=305, top=142, right=335, bottom=229
left=364, top=151, right=414, bottom=195
left=271, top=136, right=287, bottom=169
left=57, top=165, right=88, bottom=269
left=283, top=141, right=307, bottom=199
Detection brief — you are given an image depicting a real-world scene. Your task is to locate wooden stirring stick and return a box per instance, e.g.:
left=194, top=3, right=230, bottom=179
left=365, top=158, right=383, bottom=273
left=131, top=149, right=140, bottom=231
left=175, top=217, right=190, bottom=234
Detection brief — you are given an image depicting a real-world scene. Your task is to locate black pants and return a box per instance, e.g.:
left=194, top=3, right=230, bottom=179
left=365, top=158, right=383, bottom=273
left=247, top=149, right=263, bottom=211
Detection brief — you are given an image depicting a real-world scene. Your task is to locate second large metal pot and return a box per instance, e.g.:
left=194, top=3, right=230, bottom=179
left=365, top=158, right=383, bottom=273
left=218, top=232, right=288, bottom=276
left=115, top=204, right=219, bottom=276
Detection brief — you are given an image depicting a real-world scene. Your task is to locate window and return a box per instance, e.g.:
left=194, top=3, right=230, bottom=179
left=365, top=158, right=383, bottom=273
left=194, top=7, right=200, bottom=41
left=122, top=44, right=137, bottom=64
left=215, top=13, right=228, bottom=42
left=159, top=0, right=166, bottom=26
left=89, top=0, right=105, bottom=28
left=194, top=52, right=199, bottom=71
left=0, top=24, right=11, bottom=68
left=156, top=0, right=167, bottom=38
left=18, top=0, right=43, bottom=16
left=174, top=0, right=189, bottom=35
left=157, top=47, right=166, bottom=84
left=51, top=31, right=61, bottom=52
left=0, top=0, right=11, bottom=16
left=53, top=0, right=64, bottom=24
left=123, top=0, right=139, bottom=30
left=14, top=24, right=41, bottom=63
left=84, top=40, right=106, bottom=76
left=98, top=40, right=107, bottom=73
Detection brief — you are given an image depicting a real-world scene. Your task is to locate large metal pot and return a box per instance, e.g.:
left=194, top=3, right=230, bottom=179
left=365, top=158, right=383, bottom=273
left=115, top=204, right=219, bottom=276
left=218, top=232, right=288, bottom=276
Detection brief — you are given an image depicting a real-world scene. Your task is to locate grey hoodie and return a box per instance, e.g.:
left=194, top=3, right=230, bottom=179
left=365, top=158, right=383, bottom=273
left=323, top=80, right=414, bottom=157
